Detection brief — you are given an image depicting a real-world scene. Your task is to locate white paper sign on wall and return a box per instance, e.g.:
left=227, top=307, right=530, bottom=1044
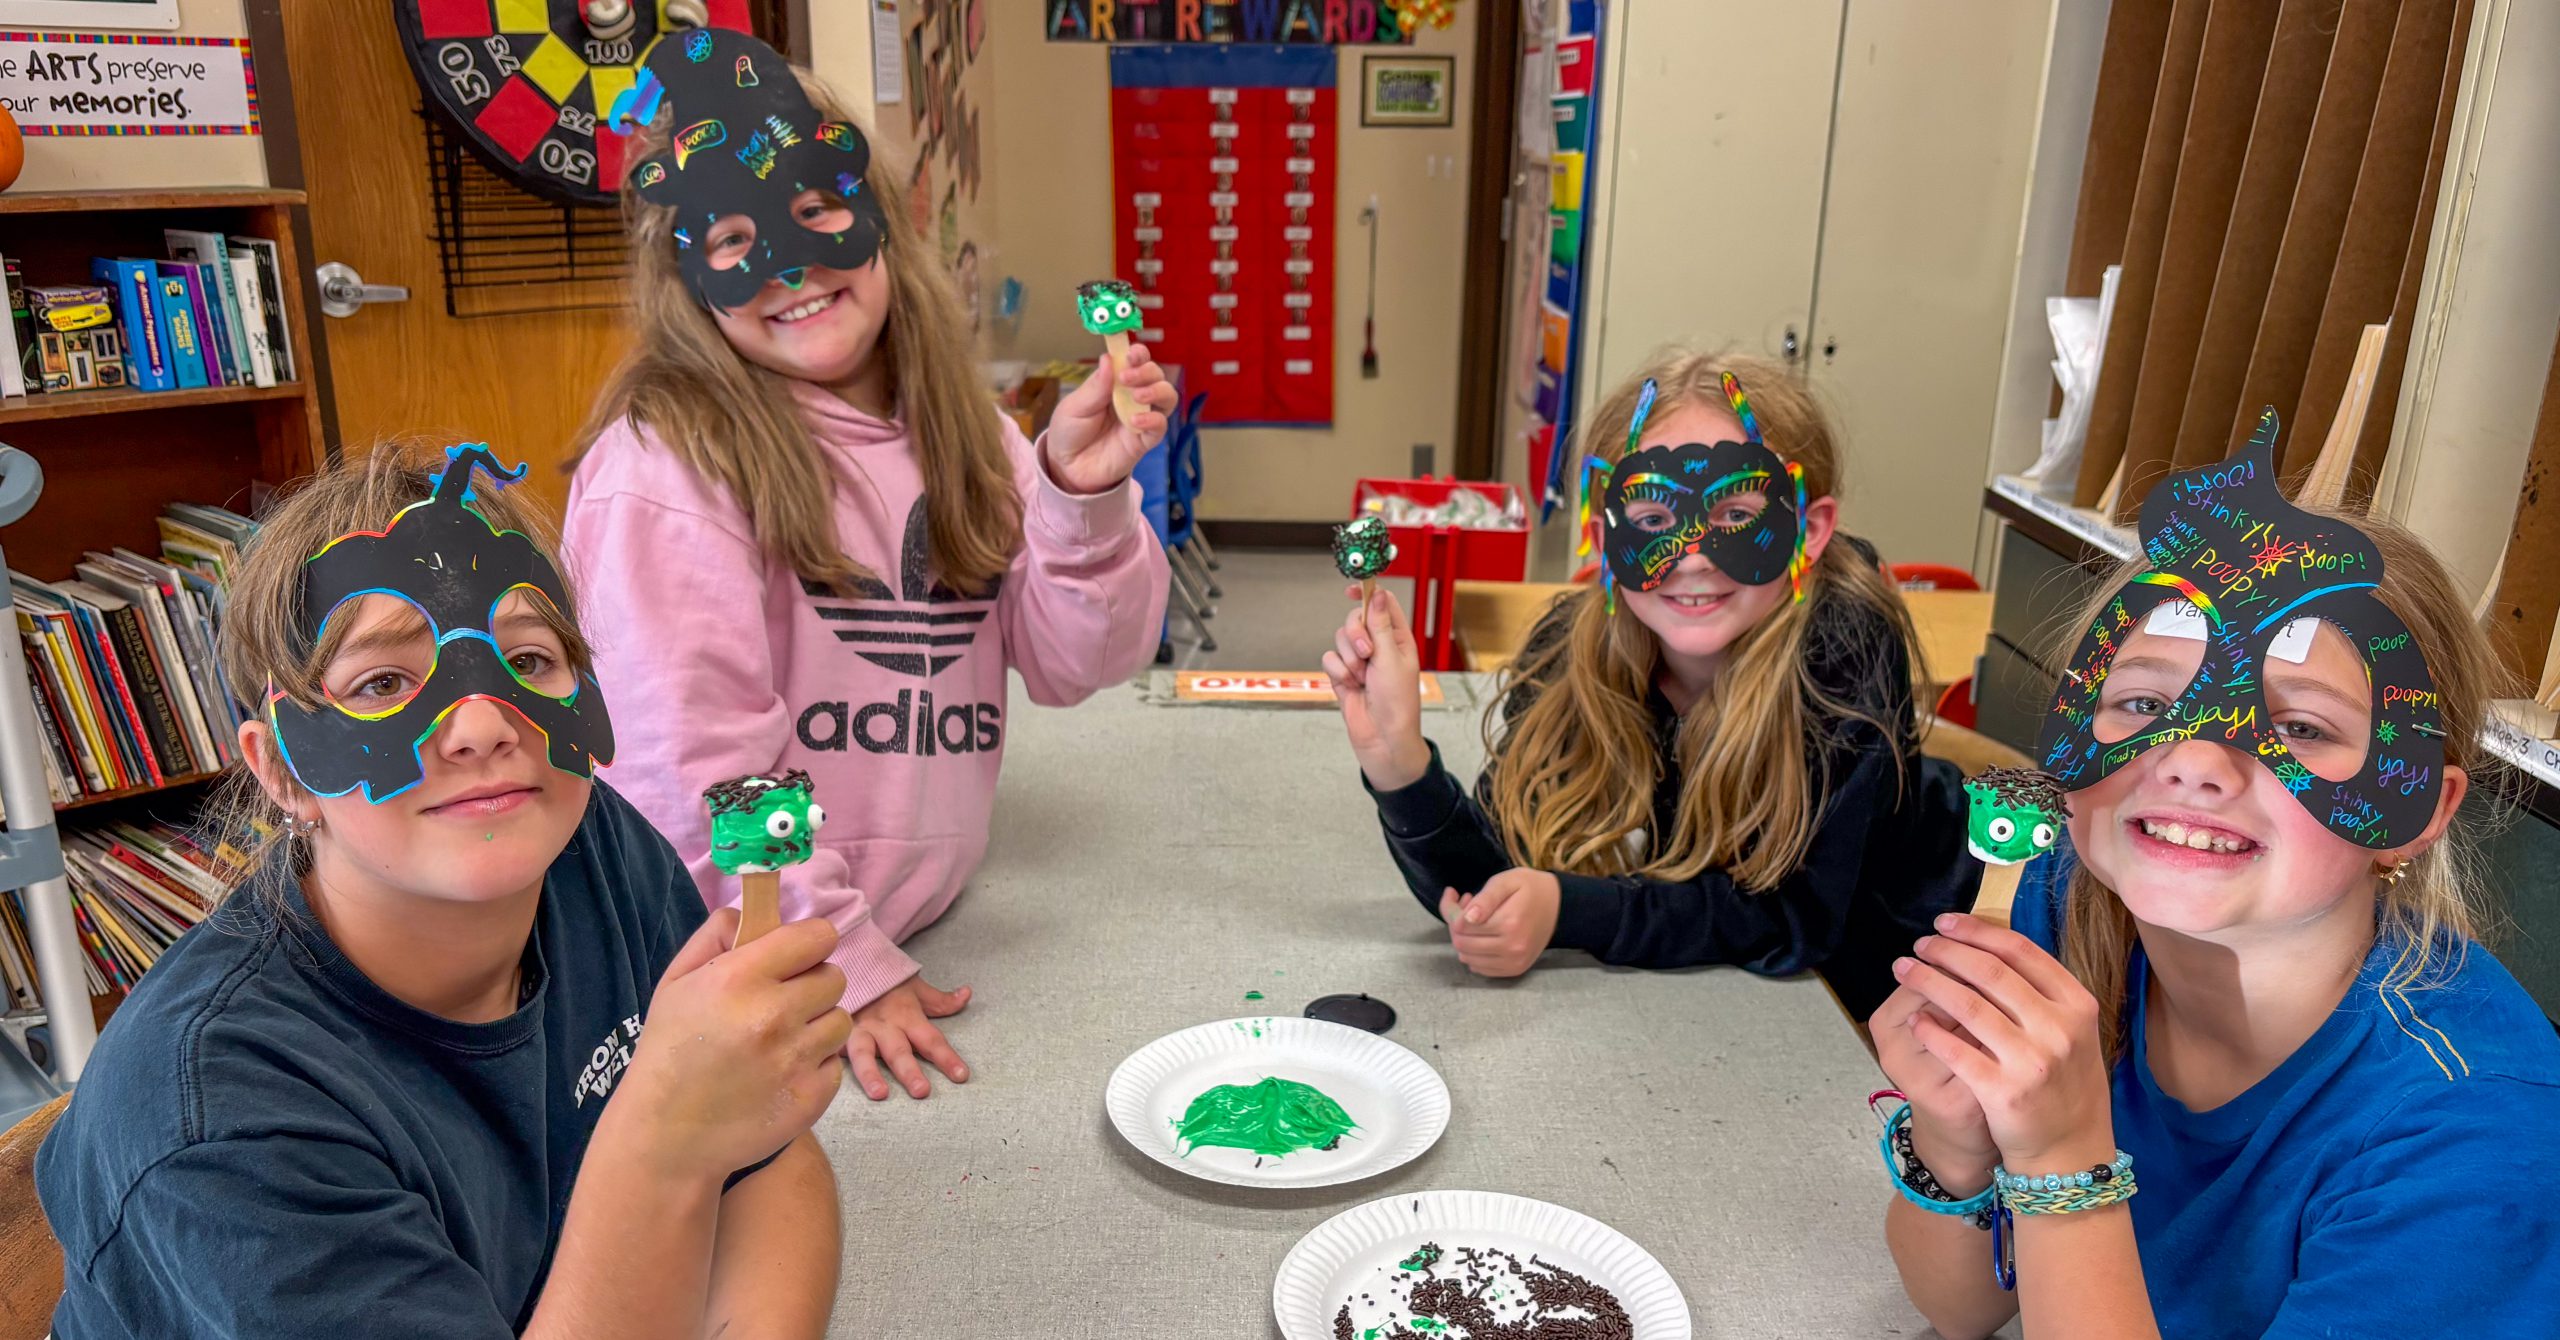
left=0, top=29, right=257, bottom=136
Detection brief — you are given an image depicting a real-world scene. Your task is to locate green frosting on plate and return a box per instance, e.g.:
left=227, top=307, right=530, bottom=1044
left=1171, top=1076, right=1356, bottom=1158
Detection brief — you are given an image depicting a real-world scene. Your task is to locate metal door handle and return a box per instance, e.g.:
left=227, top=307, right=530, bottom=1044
left=316, top=262, right=411, bottom=319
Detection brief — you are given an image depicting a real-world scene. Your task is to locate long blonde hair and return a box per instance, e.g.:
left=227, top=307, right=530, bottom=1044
left=2057, top=511, right=2511, bottom=1060
left=573, top=70, right=1021, bottom=596
left=1485, top=350, right=1919, bottom=889
left=207, top=441, right=596, bottom=910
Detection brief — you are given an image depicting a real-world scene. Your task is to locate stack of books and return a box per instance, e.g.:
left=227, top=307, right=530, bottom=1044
left=0, top=230, right=298, bottom=399
left=0, top=819, right=240, bottom=1007
left=9, top=501, right=256, bottom=807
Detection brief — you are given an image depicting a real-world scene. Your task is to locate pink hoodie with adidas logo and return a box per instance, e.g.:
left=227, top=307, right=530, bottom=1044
left=562, top=382, right=1170, bottom=1010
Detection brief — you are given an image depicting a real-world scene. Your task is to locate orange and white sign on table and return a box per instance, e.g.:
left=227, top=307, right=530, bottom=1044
left=1175, top=671, right=1446, bottom=705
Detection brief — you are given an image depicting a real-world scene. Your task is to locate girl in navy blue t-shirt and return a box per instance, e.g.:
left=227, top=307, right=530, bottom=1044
left=1872, top=466, right=2560, bottom=1338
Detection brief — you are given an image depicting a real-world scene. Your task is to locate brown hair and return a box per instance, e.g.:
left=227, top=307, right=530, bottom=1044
left=1484, top=349, right=1919, bottom=889
left=572, top=68, right=1021, bottom=596
left=2056, top=510, right=2512, bottom=1060
left=208, top=441, right=592, bottom=904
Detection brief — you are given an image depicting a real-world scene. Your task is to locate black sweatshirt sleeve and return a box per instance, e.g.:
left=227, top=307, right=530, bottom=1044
left=1546, top=726, right=1895, bottom=974
left=1364, top=740, right=1518, bottom=919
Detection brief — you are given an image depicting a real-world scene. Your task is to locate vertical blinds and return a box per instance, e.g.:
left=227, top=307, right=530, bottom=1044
left=2059, top=0, right=2472, bottom=517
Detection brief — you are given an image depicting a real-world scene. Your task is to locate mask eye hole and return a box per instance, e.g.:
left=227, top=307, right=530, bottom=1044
left=2032, top=822, right=2055, bottom=849
left=1623, top=500, right=1678, bottom=534
left=791, top=188, right=854, bottom=234
left=706, top=212, right=759, bottom=270
left=1987, top=817, right=2016, bottom=843
left=316, top=592, right=437, bottom=718
left=766, top=810, right=796, bottom=839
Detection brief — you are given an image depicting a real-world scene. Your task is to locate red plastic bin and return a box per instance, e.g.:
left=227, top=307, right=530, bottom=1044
left=1350, top=477, right=1530, bottom=671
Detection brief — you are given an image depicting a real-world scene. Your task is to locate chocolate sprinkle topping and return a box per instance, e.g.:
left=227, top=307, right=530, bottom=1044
left=1966, top=766, right=2070, bottom=818
left=703, top=768, right=814, bottom=815
left=1335, top=1242, right=1633, bottom=1340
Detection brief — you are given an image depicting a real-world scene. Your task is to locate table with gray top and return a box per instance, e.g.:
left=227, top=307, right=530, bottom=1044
left=812, top=675, right=1957, bottom=1338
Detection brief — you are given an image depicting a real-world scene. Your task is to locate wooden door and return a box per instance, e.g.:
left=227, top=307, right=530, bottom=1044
left=1803, top=0, right=2051, bottom=568
left=280, top=9, right=639, bottom=520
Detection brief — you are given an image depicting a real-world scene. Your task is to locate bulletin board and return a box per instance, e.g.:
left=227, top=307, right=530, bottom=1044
left=1109, top=44, right=1335, bottom=427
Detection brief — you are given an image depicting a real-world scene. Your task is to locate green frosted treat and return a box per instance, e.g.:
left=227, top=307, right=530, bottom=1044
left=1964, top=767, right=2068, bottom=866
left=1075, top=278, right=1143, bottom=336
left=1332, top=514, right=1396, bottom=581
left=704, top=769, right=825, bottom=874
left=1171, top=1075, right=1357, bottom=1158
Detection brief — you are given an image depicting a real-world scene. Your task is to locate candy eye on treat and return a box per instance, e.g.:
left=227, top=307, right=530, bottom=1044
left=1577, top=373, right=1811, bottom=613
left=1331, top=514, right=1396, bottom=603
left=1076, top=277, right=1147, bottom=427
left=1963, top=767, right=2069, bottom=867
left=704, top=768, right=824, bottom=944
left=267, top=444, right=615, bottom=805
left=2034, top=408, right=2445, bottom=849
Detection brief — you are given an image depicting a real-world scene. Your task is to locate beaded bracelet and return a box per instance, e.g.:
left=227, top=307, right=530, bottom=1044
left=1870, top=1095, right=1995, bottom=1228
left=1870, top=1092, right=2139, bottom=1291
left=1995, top=1153, right=2138, bottom=1216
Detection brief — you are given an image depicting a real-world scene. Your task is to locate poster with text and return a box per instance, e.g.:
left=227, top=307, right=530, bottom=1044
left=1110, top=44, right=1334, bottom=427
left=0, top=29, right=255, bottom=135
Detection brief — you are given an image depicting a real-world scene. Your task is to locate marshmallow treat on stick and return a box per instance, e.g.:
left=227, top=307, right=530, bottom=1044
left=1962, top=767, right=2068, bottom=866
left=703, top=769, right=825, bottom=945
left=1332, top=514, right=1396, bottom=604
left=1075, top=278, right=1146, bottom=427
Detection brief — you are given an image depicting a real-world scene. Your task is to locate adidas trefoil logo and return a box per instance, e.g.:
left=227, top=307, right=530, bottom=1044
left=803, top=497, right=1004, bottom=678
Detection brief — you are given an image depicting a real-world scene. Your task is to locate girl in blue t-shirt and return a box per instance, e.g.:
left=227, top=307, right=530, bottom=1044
left=1871, top=460, right=2560, bottom=1338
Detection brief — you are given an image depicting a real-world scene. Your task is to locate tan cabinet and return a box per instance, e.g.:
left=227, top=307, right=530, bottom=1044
left=1569, top=0, right=2052, bottom=567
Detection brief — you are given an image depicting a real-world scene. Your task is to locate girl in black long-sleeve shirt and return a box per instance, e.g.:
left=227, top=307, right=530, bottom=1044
left=1323, top=353, right=1976, bottom=1019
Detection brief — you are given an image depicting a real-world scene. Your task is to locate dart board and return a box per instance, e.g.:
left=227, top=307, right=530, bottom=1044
left=394, top=0, right=755, bottom=207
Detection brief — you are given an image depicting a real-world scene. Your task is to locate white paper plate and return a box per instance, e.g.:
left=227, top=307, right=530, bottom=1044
left=1104, top=1015, right=1450, bottom=1189
left=1272, top=1189, right=1692, bottom=1340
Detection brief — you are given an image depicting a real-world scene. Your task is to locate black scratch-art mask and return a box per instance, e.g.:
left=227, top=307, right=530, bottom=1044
left=1579, top=373, right=1809, bottom=602
left=269, top=446, right=615, bottom=804
left=612, top=27, right=886, bottom=314
left=2035, top=410, right=2443, bottom=848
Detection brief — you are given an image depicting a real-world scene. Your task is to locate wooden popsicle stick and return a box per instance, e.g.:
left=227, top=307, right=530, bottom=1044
left=736, top=870, right=781, bottom=946
left=1102, top=330, right=1143, bottom=426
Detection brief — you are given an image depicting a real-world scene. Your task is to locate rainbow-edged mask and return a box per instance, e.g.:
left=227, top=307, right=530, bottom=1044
left=2034, top=409, right=2443, bottom=848
left=1578, top=373, right=1809, bottom=603
left=612, top=27, right=886, bottom=314
left=268, top=445, right=615, bottom=804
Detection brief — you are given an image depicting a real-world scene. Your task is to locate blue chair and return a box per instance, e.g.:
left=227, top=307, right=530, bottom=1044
left=1156, top=392, right=1217, bottom=653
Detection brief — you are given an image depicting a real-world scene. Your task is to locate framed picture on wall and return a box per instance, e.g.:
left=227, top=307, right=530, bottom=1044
left=0, top=0, right=180, bottom=30
left=1361, top=55, right=1455, bottom=128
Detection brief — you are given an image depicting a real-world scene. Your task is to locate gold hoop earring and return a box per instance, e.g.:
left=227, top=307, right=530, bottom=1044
left=2374, top=857, right=2412, bottom=888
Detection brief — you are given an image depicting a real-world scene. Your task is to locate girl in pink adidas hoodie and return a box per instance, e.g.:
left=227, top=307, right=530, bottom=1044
left=563, top=60, right=1171, bottom=1107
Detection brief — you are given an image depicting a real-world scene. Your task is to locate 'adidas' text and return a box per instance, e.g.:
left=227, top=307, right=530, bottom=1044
left=797, top=689, right=1003, bottom=756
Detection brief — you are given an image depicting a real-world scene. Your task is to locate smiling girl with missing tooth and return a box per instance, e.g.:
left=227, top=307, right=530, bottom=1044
left=1874, top=434, right=2560, bottom=1339
left=1323, top=350, right=1977, bottom=1021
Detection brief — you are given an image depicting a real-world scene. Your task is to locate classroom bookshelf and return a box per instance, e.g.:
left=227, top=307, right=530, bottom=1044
left=0, top=187, right=327, bottom=1076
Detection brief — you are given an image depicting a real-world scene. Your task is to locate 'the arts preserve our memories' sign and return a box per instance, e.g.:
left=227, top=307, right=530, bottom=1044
left=1049, top=0, right=1415, bottom=45
left=0, top=30, right=257, bottom=135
